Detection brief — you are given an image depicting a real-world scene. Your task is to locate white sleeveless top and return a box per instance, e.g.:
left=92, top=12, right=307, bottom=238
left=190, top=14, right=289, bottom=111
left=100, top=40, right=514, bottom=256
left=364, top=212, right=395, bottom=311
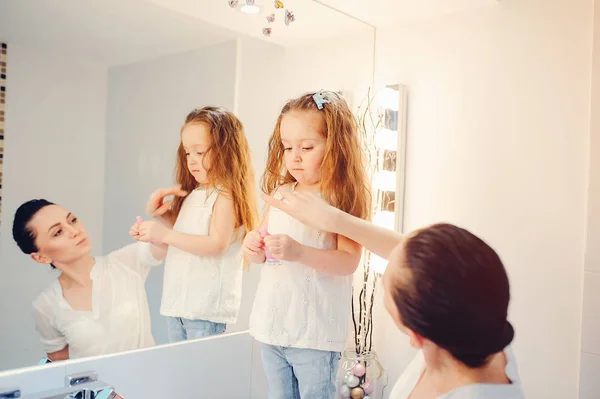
left=249, top=186, right=353, bottom=353
left=389, top=346, right=524, bottom=399
left=160, top=187, right=243, bottom=324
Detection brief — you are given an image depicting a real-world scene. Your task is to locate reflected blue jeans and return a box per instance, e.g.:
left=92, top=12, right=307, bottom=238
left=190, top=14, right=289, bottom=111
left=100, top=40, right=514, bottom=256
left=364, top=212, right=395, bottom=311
left=261, top=344, right=341, bottom=399
left=166, top=317, right=226, bottom=343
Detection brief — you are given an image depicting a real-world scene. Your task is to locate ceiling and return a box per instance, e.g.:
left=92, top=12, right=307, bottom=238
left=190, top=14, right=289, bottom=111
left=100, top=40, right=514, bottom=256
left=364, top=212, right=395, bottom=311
left=316, top=0, right=498, bottom=27
left=0, top=0, right=497, bottom=67
left=146, top=0, right=372, bottom=47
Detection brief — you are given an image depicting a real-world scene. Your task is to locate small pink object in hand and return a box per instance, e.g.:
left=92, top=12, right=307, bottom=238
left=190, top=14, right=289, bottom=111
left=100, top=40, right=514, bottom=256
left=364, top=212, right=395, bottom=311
left=135, top=216, right=154, bottom=244
left=259, top=227, right=276, bottom=262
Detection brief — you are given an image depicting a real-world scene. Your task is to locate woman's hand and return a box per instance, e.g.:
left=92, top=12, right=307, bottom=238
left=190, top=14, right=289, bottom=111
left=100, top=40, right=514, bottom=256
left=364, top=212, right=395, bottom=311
left=146, top=185, right=187, bottom=218
left=260, top=187, right=341, bottom=234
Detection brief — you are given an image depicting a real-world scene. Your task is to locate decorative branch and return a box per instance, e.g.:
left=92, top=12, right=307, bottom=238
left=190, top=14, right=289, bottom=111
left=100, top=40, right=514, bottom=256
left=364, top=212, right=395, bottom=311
left=351, top=87, right=385, bottom=356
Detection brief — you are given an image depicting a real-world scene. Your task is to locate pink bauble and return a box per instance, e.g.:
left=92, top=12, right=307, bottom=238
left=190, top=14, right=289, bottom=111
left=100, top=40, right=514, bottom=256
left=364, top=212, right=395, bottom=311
left=362, top=380, right=374, bottom=395
left=352, top=362, right=366, bottom=377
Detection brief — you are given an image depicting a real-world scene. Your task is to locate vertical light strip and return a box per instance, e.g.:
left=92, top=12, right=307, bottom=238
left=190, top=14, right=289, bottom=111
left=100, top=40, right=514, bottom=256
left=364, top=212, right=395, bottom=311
left=0, top=43, right=7, bottom=225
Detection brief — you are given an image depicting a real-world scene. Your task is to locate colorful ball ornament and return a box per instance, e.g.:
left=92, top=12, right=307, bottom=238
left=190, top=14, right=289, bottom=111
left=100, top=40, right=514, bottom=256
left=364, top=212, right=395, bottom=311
left=362, top=380, right=374, bottom=395
left=345, top=374, right=359, bottom=388
left=351, top=387, right=365, bottom=399
left=352, top=362, right=366, bottom=377
left=340, top=384, right=351, bottom=398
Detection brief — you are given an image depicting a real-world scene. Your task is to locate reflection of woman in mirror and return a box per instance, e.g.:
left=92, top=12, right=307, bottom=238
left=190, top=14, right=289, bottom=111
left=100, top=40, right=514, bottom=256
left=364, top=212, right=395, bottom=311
left=12, top=199, right=162, bottom=362
left=131, top=106, right=258, bottom=342
left=262, top=190, right=525, bottom=399
left=243, top=91, right=370, bottom=399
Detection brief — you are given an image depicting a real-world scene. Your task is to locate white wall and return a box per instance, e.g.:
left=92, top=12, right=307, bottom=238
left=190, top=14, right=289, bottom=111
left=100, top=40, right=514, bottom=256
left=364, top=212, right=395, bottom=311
left=373, top=0, right=592, bottom=397
left=281, top=30, right=375, bottom=109
left=0, top=331, right=253, bottom=398
left=0, top=44, right=107, bottom=371
left=103, top=41, right=239, bottom=346
left=579, top=0, right=600, bottom=397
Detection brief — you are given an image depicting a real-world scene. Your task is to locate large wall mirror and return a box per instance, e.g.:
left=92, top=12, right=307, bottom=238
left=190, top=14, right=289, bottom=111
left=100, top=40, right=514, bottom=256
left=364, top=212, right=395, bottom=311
left=0, top=0, right=377, bottom=372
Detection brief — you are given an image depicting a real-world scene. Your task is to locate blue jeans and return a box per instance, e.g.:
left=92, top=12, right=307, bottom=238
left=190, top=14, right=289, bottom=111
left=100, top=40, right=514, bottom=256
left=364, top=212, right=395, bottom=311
left=261, top=344, right=341, bottom=399
left=166, top=317, right=226, bottom=343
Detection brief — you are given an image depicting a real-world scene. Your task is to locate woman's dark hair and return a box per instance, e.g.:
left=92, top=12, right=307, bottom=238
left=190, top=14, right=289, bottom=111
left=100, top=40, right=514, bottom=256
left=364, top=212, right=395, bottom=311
left=12, top=199, right=56, bottom=268
left=393, top=223, right=514, bottom=368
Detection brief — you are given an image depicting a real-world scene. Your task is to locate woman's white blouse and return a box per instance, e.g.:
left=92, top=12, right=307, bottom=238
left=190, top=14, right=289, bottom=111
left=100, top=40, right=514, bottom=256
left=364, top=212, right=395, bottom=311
left=32, top=242, right=160, bottom=359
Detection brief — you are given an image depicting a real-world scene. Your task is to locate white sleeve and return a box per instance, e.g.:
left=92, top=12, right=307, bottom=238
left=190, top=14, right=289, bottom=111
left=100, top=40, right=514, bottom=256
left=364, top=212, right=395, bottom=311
left=388, top=351, right=424, bottom=399
left=136, top=242, right=164, bottom=267
left=32, top=298, right=67, bottom=355
left=503, top=345, right=521, bottom=383
left=107, top=242, right=162, bottom=278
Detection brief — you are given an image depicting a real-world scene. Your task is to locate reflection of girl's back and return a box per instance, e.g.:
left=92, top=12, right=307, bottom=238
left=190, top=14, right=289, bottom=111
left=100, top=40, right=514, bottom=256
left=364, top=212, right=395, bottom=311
left=13, top=200, right=161, bottom=361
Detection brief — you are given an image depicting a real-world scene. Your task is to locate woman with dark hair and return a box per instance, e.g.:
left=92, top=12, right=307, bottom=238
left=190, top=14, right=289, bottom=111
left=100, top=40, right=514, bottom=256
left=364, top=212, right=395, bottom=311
left=12, top=198, right=167, bottom=362
left=261, top=187, right=525, bottom=398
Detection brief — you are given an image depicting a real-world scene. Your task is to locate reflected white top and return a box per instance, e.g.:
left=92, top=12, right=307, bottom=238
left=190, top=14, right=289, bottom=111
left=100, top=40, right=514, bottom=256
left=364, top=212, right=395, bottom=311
left=160, top=187, right=243, bottom=324
left=32, top=242, right=161, bottom=359
left=249, top=186, right=353, bottom=352
left=389, top=346, right=525, bottom=399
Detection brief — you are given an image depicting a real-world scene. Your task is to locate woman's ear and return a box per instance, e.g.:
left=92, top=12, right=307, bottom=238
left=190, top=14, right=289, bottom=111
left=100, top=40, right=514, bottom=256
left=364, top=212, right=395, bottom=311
left=31, top=252, right=52, bottom=265
left=407, top=328, right=425, bottom=350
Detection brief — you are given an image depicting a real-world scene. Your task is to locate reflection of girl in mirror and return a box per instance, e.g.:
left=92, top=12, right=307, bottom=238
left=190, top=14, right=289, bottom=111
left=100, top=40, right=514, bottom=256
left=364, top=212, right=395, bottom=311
left=131, top=106, right=258, bottom=342
left=260, top=191, right=525, bottom=399
left=12, top=200, right=162, bottom=362
left=243, top=91, right=370, bottom=399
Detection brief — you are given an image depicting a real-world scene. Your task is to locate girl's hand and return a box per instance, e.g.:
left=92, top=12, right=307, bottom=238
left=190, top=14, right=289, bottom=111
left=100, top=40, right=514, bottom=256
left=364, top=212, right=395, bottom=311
left=129, top=220, right=141, bottom=241
left=264, top=234, right=303, bottom=262
left=243, top=230, right=264, bottom=257
left=137, top=221, right=171, bottom=244
left=146, top=185, right=187, bottom=218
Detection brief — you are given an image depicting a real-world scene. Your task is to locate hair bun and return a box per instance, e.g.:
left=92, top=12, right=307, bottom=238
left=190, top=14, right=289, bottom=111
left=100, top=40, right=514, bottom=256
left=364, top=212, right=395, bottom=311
left=446, top=320, right=514, bottom=366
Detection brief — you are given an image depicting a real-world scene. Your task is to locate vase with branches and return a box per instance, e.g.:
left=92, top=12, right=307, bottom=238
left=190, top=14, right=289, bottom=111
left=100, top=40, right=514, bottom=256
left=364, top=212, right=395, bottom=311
left=336, top=88, right=392, bottom=399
